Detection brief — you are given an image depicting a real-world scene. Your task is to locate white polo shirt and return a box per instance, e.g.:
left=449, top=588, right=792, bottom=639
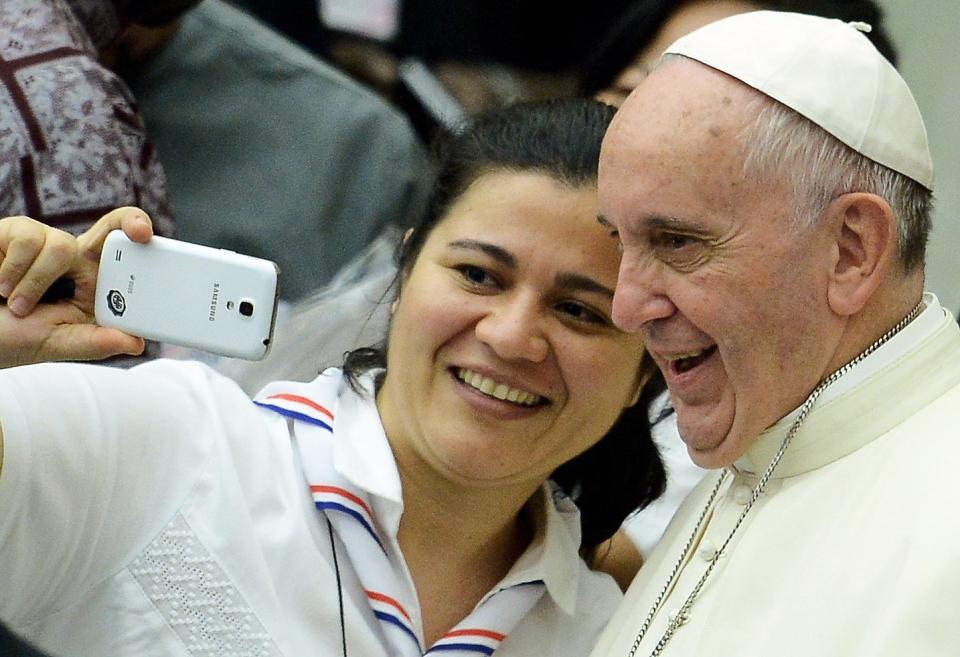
left=0, top=360, right=620, bottom=657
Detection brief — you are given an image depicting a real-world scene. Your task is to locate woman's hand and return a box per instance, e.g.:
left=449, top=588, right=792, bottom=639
left=0, top=208, right=154, bottom=368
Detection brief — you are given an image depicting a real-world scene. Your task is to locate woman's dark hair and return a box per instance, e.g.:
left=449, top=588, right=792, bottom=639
left=397, top=97, right=619, bottom=279
left=344, top=97, right=667, bottom=550
left=579, top=0, right=899, bottom=97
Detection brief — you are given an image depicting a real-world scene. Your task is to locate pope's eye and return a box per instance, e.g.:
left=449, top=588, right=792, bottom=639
left=662, top=233, right=693, bottom=249
left=650, top=229, right=710, bottom=272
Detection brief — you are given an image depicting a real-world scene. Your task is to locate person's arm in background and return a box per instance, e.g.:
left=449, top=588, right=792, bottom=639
left=590, top=528, right=644, bottom=591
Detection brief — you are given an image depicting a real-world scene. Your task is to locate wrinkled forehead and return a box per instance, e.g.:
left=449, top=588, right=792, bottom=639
left=621, top=59, right=759, bottom=135
left=598, top=61, right=774, bottom=229
left=601, top=60, right=758, bottom=181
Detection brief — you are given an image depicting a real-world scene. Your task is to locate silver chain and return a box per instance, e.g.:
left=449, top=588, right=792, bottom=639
left=626, top=300, right=924, bottom=657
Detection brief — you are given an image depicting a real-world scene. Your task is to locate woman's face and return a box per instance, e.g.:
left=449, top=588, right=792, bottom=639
left=376, top=170, right=647, bottom=492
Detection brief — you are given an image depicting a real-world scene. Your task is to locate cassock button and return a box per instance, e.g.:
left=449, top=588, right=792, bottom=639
left=731, top=484, right=753, bottom=505
left=697, top=540, right=718, bottom=562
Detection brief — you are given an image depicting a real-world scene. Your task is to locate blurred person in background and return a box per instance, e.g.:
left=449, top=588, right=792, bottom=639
left=96, top=0, right=433, bottom=300
left=231, top=1, right=635, bottom=139
left=581, top=0, right=898, bottom=106
left=0, top=0, right=174, bottom=240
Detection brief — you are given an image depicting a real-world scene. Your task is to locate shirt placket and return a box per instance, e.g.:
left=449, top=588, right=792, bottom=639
left=642, top=472, right=778, bottom=654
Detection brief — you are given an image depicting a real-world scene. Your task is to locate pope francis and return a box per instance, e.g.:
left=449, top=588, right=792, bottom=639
left=592, top=10, right=960, bottom=657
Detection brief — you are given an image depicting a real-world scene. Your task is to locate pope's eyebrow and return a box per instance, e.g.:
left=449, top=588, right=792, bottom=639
left=555, top=272, right=614, bottom=299
left=603, top=214, right=713, bottom=236
left=447, top=239, right=515, bottom=268
left=646, top=215, right=710, bottom=234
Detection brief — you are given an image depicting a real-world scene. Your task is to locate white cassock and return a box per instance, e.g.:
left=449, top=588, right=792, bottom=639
left=592, top=293, right=960, bottom=657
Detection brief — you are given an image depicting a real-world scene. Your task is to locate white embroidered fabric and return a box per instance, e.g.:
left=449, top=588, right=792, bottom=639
left=129, top=513, right=281, bottom=657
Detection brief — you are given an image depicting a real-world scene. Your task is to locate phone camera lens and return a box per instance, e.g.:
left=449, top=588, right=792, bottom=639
left=239, top=301, right=254, bottom=317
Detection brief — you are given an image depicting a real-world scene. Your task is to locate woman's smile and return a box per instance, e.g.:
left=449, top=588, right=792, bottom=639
left=455, top=367, right=545, bottom=407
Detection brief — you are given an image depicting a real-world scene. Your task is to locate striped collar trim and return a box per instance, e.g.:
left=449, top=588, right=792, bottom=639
left=427, top=628, right=507, bottom=655
left=254, top=392, right=334, bottom=431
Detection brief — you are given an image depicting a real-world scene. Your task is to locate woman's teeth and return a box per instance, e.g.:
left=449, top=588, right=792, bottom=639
left=457, top=369, right=541, bottom=406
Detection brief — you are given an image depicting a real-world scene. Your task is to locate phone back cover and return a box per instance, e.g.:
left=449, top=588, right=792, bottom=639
left=95, top=233, right=279, bottom=360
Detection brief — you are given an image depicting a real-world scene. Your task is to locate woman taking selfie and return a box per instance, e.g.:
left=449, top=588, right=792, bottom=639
left=0, top=98, right=664, bottom=656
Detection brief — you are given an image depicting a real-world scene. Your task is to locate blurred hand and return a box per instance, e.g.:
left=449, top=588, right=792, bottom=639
left=0, top=208, right=153, bottom=368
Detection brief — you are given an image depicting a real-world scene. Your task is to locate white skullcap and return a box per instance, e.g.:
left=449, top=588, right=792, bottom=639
left=664, top=10, right=934, bottom=191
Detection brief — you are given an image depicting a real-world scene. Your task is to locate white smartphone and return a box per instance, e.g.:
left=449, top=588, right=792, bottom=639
left=95, top=231, right=280, bottom=360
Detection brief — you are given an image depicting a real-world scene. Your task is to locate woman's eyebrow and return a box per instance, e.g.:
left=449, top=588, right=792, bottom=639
left=597, top=215, right=616, bottom=231
left=555, top=272, right=614, bottom=299
left=447, top=239, right=515, bottom=268
left=447, top=239, right=613, bottom=297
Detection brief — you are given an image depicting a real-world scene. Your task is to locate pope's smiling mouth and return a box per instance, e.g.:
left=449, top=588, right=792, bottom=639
left=455, top=368, right=544, bottom=407
left=667, top=345, right=718, bottom=374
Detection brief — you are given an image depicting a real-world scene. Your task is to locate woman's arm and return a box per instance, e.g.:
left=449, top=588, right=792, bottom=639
left=0, top=207, right=154, bottom=478
left=0, top=208, right=152, bottom=369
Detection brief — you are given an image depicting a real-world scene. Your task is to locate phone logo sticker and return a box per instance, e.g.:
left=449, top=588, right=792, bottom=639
left=106, top=290, right=126, bottom=316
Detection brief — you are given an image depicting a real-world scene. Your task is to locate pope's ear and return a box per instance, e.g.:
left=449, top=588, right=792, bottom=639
left=825, top=193, right=897, bottom=317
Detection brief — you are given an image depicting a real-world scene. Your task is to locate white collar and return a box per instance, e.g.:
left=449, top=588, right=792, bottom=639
left=763, top=293, right=942, bottom=430
left=815, top=292, right=945, bottom=404
left=735, top=292, right=959, bottom=477
left=323, top=368, right=586, bottom=616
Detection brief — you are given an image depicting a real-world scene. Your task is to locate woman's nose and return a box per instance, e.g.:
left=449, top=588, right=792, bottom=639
left=474, top=295, right=549, bottom=363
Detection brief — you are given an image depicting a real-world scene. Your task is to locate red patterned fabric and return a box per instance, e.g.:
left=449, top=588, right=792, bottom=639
left=0, top=0, right=174, bottom=236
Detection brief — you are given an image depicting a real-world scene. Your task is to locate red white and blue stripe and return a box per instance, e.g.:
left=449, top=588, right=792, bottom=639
left=366, top=590, right=423, bottom=652
left=254, top=371, right=546, bottom=657
left=254, top=392, right=334, bottom=432
left=427, top=629, right=506, bottom=655
left=310, top=484, right=385, bottom=551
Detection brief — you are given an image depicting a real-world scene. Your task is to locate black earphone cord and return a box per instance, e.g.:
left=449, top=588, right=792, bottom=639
left=326, top=518, right=348, bottom=657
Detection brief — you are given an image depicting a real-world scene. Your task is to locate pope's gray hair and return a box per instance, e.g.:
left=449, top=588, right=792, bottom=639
left=739, top=93, right=933, bottom=272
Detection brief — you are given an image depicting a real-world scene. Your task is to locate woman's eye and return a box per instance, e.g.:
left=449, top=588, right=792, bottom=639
left=456, top=264, right=496, bottom=287
left=556, top=301, right=607, bottom=326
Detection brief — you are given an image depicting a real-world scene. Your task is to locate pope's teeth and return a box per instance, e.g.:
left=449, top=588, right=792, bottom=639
left=457, top=369, right=540, bottom=406
left=668, top=349, right=706, bottom=361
